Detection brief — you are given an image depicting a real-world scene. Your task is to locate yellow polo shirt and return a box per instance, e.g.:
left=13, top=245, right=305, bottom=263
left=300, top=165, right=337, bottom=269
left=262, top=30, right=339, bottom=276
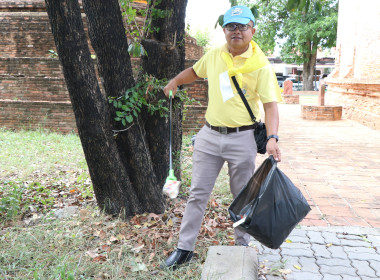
left=193, top=43, right=282, bottom=127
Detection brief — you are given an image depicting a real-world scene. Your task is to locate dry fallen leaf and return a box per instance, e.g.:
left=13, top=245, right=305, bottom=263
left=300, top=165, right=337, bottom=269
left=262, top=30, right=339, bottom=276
left=99, top=230, right=106, bottom=240
left=166, top=218, right=173, bottom=227
left=131, top=244, right=144, bottom=253
left=278, top=268, right=292, bottom=274
left=109, top=236, right=119, bottom=243
left=86, top=250, right=99, bottom=258
left=293, top=264, right=302, bottom=270
left=92, top=255, right=107, bottom=263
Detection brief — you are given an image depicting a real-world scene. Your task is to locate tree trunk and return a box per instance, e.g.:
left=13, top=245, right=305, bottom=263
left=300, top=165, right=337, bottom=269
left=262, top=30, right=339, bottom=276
left=141, top=0, right=188, bottom=181
left=302, top=41, right=318, bottom=91
left=44, top=0, right=190, bottom=216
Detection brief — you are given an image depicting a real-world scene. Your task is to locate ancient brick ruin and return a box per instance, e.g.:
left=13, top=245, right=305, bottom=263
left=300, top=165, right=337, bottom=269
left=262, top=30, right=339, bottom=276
left=0, top=0, right=206, bottom=134
left=1, top=0, right=379, bottom=133
left=325, top=0, right=380, bottom=130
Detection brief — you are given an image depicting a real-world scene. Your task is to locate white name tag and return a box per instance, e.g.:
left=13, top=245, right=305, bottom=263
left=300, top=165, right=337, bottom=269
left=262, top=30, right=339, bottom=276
left=219, top=71, right=234, bottom=102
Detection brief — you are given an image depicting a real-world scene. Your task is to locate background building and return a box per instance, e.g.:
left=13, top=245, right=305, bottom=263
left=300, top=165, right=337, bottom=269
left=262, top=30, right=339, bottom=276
left=325, top=0, right=380, bottom=130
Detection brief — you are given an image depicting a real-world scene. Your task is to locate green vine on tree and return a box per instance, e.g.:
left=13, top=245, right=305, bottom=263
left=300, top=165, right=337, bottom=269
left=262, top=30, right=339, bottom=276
left=109, top=74, right=197, bottom=129
left=120, top=0, right=168, bottom=57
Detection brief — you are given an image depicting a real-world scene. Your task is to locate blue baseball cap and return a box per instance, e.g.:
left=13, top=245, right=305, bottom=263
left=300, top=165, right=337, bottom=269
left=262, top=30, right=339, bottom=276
left=223, top=5, right=255, bottom=27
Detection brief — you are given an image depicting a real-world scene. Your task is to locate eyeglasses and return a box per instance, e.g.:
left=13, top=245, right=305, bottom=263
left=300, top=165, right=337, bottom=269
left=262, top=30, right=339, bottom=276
left=225, top=23, right=252, bottom=31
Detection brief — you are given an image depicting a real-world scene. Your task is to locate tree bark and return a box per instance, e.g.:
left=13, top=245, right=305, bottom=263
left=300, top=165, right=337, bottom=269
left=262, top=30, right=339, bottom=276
left=44, top=0, right=179, bottom=216
left=302, top=41, right=318, bottom=91
left=142, top=0, right=188, bottom=181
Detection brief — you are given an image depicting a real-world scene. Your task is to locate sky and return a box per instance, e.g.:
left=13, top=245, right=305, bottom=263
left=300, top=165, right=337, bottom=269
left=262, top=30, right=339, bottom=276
left=185, top=0, right=231, bottom=46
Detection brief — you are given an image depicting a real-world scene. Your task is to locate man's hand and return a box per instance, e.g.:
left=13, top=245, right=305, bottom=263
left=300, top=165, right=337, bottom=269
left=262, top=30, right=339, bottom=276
left=163, top=80, right=178, bottom=98
left=266, top=138, right=281, bottom=162
left=163, top=67, right=199, bottom=98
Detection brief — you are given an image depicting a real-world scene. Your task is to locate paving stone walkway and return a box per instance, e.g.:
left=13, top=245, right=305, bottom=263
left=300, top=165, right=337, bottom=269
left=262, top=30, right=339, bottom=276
left=252, top=104, right=380, bottom=279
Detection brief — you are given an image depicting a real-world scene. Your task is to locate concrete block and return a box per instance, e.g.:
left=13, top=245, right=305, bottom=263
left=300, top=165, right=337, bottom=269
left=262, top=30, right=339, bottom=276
left=201, top=246, right=258, bottom=280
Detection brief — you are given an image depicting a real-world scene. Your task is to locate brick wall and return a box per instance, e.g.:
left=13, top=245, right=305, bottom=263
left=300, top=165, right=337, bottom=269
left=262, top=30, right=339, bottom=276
left=0, top=0, right=207, bottom=134
left=325, top=0, right=380, bottom=130
left=301, top=105, right=342, bottom=121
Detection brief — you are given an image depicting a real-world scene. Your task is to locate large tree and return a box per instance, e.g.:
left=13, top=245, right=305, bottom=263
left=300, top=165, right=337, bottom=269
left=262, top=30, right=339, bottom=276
left=245, top=0, right=338, bottom=90
left=45, top=0, right=187, bottom=216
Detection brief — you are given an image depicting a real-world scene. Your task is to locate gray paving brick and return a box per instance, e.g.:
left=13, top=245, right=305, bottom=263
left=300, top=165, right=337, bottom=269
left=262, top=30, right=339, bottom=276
left=323, top=274, right=342, bottom=280
left=312, top=243, right=332, bottom=258
left=251, top=242, right=264, bottom=254
left=360, top=277, right=380, bottom=280
left=337, top=233, right=363, bottom=240
left=316, top=257, right=351, bottom=267
left=262, top=246, right=281, bottom=255
left=369, top=260, right=380, bottom=277
left=351, top=260, right=377, bottom=278
left=298, top=256, right=319, bottom=272
left=319, top=265, right=357, bottom=276
left=307, top=230, right=325, bottom=244
left=366, top=234, right=380, bottom=247
left=346, top=252, right=380, bottom=261
left=343, top=245, right=377, bottom=254
left=340, top=238, right=373, bottom=247
left=321, top=231, right=341, bottom=245
left=341, top=275, right=360, bottom=280
left=258, top=253, right=281, bottom=264
left=287, top=271, right=323, bottom=280
left=281, top=247, right=314, bottom=258
left=284, top=235, right=310, bottom=244
left=280, top=241, right=312, bottom=250
left=327, top=245, right=348, bottom=259
left=289, top=228, right=308, bottom=238
left=281, top=256, right=300, bottom=271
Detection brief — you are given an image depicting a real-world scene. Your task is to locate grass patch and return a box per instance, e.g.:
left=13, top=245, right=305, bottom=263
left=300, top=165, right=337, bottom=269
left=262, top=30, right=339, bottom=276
left=0, top=128, right=87, bottom=180
left=299, top=94, right=318, bottom=105
left=0, top=128, right=237, bottom=279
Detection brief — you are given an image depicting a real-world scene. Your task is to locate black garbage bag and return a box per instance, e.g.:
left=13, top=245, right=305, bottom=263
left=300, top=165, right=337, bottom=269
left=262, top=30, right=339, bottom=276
left=228, top=156, right=311, bottom=249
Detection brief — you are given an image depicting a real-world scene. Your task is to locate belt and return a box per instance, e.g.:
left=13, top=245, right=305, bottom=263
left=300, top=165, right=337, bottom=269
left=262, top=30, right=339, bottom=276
left=205, top=121, right=256, bottom=134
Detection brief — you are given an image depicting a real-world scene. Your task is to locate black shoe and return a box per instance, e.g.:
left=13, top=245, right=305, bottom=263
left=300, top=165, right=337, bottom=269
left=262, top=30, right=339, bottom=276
left=160, top=248, right=193, bottom=270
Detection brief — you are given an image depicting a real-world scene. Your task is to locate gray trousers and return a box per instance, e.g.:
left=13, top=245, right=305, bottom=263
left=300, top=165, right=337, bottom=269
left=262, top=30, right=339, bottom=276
left=178, top=125, right=257, bottom=251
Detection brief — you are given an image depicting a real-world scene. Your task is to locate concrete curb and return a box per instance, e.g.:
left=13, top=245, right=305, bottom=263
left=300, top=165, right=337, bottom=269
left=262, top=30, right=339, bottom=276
left=201, top=246, right=258, bottom=280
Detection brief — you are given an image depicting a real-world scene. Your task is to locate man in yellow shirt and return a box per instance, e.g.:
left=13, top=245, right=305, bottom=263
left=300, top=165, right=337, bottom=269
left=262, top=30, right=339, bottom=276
left=162, top=5, right=282, bottom=269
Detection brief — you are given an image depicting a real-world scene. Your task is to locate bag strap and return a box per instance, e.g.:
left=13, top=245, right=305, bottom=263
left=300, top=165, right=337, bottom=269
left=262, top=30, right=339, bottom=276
left=231, top=76, right=256, bottom=123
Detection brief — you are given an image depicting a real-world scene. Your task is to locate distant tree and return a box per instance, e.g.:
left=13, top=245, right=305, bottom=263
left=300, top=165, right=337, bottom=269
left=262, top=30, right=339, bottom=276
left=241, top=0, right=338, bottom=90
left=190, top=29, right=211, bottom=48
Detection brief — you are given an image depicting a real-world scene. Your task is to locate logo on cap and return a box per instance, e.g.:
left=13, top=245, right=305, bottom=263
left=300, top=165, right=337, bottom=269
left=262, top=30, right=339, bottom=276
left=231, top=7, right=243, bottom=16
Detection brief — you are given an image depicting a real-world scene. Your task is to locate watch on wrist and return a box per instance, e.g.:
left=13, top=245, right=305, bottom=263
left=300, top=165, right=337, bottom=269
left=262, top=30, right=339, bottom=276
left=267, top=134, right=279, bottom=142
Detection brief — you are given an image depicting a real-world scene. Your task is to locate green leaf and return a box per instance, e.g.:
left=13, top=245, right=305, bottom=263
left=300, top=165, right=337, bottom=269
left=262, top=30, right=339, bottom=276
left=286, top=0, right=299, bottom=10
left=133, top=44, right=141, bottom=58
left=116, top=111, right=124, bottom=117
left=251, top=6, right=259, bottom=20
left=298, top=0, right=307, bottom=11
left=126, top=115, right=133, bottom=123
left=121, top=118, right=126, bottom=126
left=215, top=14, right=224, bottom=29
left=314, top=1, right=322, bottom=14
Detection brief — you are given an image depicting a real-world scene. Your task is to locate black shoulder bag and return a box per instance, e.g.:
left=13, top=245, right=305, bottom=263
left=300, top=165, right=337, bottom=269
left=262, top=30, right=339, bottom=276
left=231, top=76, right=267, bottom=154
